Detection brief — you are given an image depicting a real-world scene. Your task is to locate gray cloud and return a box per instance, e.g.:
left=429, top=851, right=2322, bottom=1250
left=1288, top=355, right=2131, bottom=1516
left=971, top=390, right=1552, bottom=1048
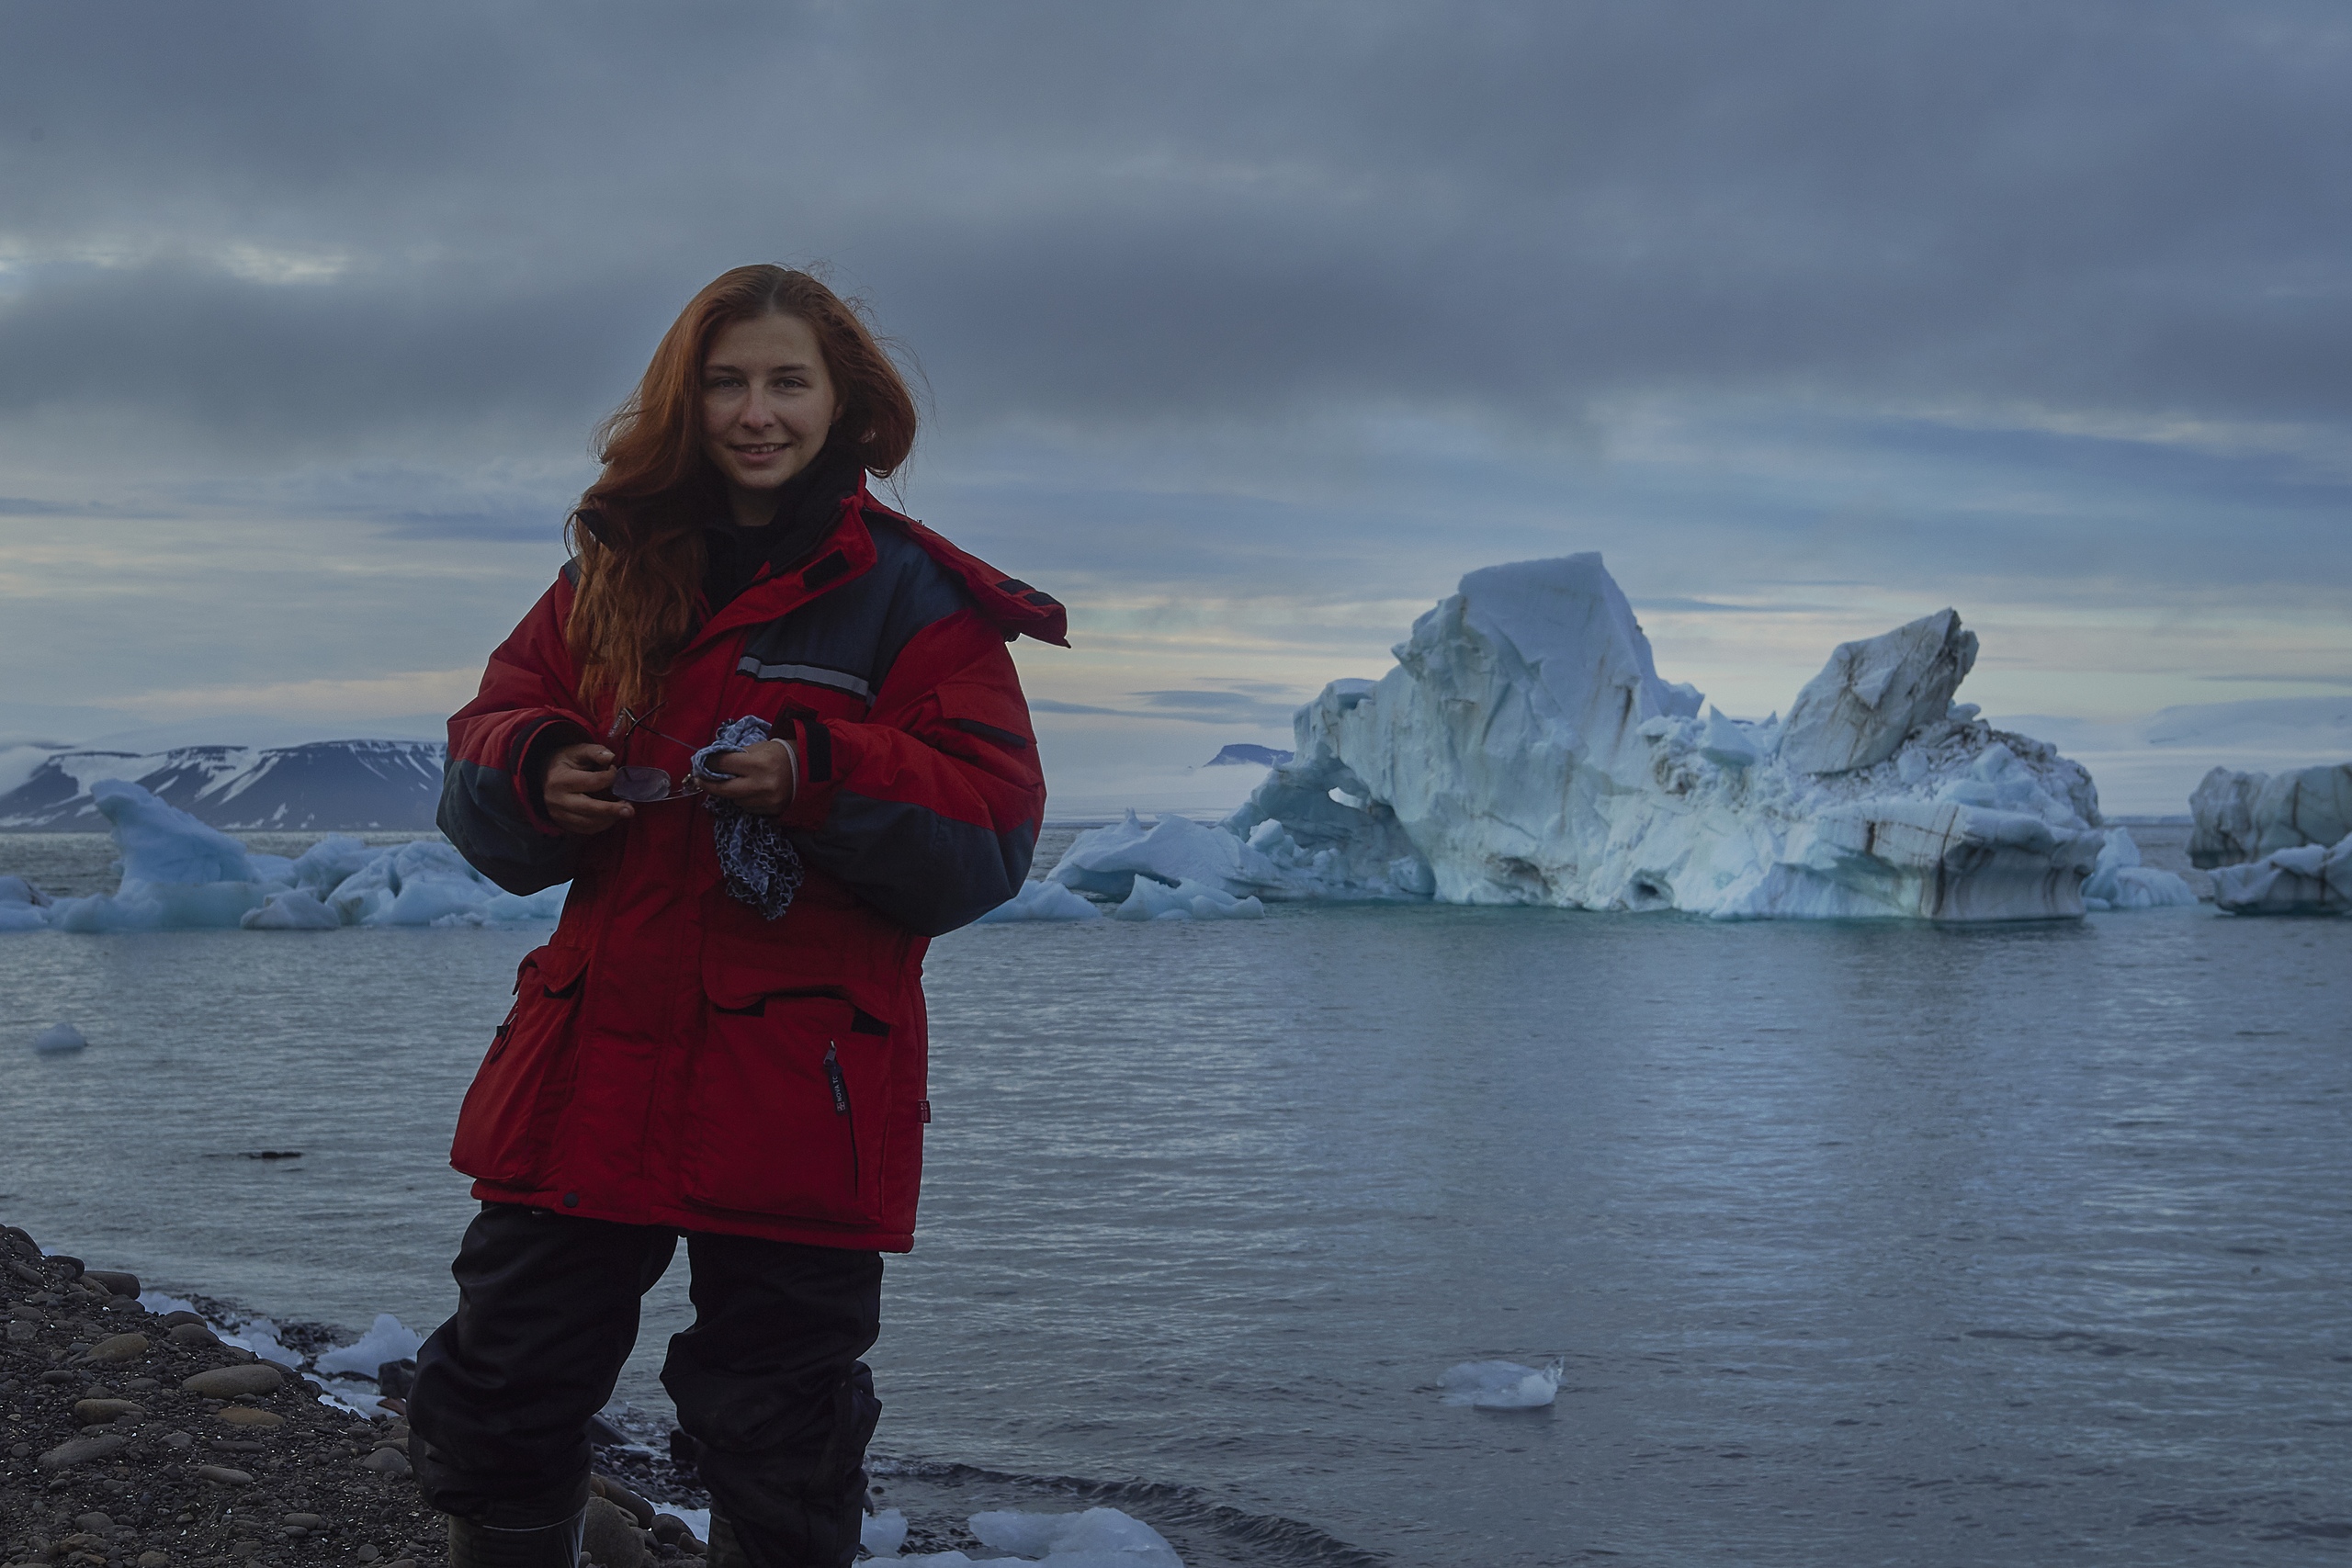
left=2, top=0, right=2346, bottom=470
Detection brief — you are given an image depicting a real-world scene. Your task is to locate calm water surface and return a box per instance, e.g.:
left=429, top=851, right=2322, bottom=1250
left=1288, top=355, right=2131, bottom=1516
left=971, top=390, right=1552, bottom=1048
left=1, top=829, right=2346, bottom=1566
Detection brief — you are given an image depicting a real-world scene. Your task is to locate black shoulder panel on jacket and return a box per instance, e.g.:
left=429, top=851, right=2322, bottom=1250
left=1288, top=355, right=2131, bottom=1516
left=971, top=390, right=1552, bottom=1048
left=732, top=518, right=973, bottom=703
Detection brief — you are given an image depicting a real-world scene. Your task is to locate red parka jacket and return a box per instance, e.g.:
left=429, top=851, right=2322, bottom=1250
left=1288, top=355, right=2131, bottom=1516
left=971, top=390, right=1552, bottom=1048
left=437, top=482, right=1064, bottom=1250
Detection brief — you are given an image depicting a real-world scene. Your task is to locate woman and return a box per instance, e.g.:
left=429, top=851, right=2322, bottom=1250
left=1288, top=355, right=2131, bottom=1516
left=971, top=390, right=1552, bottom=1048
left=411, top=265, right=1064, bottom=1568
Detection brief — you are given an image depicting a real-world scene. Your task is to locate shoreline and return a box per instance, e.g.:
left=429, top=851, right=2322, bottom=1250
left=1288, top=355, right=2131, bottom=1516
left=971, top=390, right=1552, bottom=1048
left=0, top=1222, right=717, bottom=1568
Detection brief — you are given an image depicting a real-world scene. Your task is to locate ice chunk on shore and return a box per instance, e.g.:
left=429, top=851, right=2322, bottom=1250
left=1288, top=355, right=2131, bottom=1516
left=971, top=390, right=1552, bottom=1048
left=1441, top=1359, right=1563, bottom=1409
left=970, top=1508, right=1182, bottom=1565
left=312, top=1312, right=425, bottom=1377
left=2081, top=829, right=2198, bottom=910
left=220, top=1316, right=304, bottom=1369
left=862, top=1510, right=909, bottom=1558
left=2189, top=763, right=2352, bottom=867
left=978, top=880, right=1104, bottom=922
left=32, top=1022, right=87, bottom=1054
left=2211, top=833, right=2351, bottom=915
left=1218, top=554, right=2108, bottom=920
left=1780, top=610, right=1978, bottom=775
left=865, top=1506, right=1181, bottom=1565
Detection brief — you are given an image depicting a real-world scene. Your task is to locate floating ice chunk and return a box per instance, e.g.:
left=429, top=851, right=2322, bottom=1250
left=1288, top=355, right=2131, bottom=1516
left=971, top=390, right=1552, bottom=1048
left=2211, top=831, right=2351, bottom=915
left=1440, top=1359, right=1562, bottom=1409
left=1112, top=876, right=1264, bottom=921
left=967, top=1506, right=1182, bottom=1566
left=862, top=1509, right=909, bottom=1558
left=479, top=885, right=571, bottom=922
left=312, top=1312, right=425, bottom=1377
left=92, top=777, right=258, bottom=884
left=0, top=874, right=51, bottom=931
left=2189, top=763, right=2352, bottom=867
left=290, top=833, right=381, bottom=894
left=1780, top=609, right=1978, bottom=775
left=978, top=880, right=1105, bottom=922
left=1047, top=810, right=1284, bottom=901
left=241, top=890, right=342, bottom=931
left=32, top=1022, right=87, bottom=1053
left=2080, top=829, right=2198, bottom=910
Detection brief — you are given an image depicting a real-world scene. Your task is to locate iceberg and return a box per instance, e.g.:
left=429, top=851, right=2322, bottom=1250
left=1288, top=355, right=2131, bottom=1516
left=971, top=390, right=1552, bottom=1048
left=2210, top=833, right=2352, bottom=916
left=6, top=779, right=569, bottom=933
left=2188, top=763, right=2352, bottom=867
left=32, top=1022, right=87, bottom=1054
left=1205, top=554, right=2109, bottom=920
left=978, top=880, right=1105, bottom=922
left=1440, top=1359, right=1563, bottom=1409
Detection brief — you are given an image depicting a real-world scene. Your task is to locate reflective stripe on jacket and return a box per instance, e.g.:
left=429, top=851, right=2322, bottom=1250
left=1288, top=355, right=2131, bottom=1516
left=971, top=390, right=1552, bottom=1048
left=436, top=485, right=1064, bottom=1249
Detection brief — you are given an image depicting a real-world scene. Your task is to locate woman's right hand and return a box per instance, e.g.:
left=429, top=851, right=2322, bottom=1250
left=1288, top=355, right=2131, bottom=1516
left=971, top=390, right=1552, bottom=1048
left=542, top=741, right=636, bottom=836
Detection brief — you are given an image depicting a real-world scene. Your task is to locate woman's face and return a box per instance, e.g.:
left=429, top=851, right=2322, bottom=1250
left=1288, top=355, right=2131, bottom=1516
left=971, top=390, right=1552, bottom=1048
left=700, top=311, right=840, bottom=503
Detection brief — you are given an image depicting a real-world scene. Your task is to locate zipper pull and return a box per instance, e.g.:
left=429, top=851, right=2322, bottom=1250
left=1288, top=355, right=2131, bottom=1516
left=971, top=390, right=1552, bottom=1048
left=823, top=1041, right=850, bottom=1115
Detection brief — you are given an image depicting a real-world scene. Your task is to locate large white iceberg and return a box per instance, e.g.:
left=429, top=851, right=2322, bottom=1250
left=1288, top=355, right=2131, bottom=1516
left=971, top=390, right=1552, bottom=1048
left=1062, top=554, right=2135, bottom=920
left=6, top=780, right=568, bottom=933
left=2188, top=763, right=2352, bottom=868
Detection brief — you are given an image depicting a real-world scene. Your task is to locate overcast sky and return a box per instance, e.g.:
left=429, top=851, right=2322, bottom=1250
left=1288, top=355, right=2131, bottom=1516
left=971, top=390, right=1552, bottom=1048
left=2, top=1, right=2346, bottom=808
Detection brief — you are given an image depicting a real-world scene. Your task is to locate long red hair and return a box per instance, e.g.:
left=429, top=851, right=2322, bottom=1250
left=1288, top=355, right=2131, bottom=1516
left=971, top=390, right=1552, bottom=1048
left=565, top=265, right=919, bottom=715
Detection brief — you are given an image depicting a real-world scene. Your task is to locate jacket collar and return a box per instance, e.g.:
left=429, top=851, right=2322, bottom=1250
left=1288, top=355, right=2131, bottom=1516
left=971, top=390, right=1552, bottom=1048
left=684, top=479, right=879, bottom=653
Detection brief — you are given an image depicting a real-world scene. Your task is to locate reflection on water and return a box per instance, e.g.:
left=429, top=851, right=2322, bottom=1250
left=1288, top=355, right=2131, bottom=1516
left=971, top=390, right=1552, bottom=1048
left=1, top=829, right=2346, bottom=1566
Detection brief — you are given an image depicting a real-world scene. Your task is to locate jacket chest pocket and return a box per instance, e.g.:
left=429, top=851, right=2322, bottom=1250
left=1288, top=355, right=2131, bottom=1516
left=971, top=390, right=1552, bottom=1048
left=682, top=981, right=895, bottom=1227
left=449, top=944, right=591, bottom=1187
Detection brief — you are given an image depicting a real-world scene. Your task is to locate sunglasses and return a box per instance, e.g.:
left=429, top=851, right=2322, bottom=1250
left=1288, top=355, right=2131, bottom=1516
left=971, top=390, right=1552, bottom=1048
left=607, top=706, right=704, bottom=804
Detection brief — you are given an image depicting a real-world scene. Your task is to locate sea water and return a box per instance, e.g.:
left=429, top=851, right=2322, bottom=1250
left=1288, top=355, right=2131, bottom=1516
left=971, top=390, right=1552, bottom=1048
left=1, top=829, right=2346, bottom=1566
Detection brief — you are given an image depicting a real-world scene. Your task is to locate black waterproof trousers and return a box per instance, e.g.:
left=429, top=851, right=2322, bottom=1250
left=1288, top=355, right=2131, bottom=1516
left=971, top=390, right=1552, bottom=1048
left=408, top=1203, right=883, bottom=1568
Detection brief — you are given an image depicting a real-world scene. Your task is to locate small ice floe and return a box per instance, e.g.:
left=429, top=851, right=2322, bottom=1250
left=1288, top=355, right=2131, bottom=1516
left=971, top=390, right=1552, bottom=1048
left=32, top=1022, right=87, bottom=1054
left=978, top=880, right=1104, bottom=922
left=867, top=1506, right=1180, bottom=1565
left=1441, top=1359, right=1563, bottom=1409
left=312, top=1312, right=425, bottom=1377
left=1112, top=876, right=1264, bottom=921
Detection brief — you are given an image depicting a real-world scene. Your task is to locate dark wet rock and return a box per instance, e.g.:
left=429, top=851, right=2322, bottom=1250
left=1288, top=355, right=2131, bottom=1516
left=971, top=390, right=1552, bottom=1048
left=197, top=1462, right=255, bottom=1484
left=592, top=1472, right=658, bottom=1528
left=82, top=1329, right=152, bottom=1364
left=84, top=1269, right=141, bottom=1297
left=357, top=1447, right=413, bottom=1476
left=582, top=1495, right=651, bottom=1568
left=37, top=1433, right=129, bottom=1470
left=218, top=1404, right=285, bottom=1427
left=170, top=1320, right=223, bottom=1347
left=185, top=1362, right=284, bottom=1396
left=71, top=1396, right=145, bottom=1424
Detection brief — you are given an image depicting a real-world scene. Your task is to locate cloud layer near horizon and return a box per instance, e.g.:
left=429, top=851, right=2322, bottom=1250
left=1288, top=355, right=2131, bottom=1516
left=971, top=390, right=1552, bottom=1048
left=2, top=0, right=2347, bottom=800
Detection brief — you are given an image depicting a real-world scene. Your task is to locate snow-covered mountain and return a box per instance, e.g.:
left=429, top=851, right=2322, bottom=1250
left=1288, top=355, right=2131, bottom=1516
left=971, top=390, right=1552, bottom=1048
left=0, top=739, right=445, bottom=831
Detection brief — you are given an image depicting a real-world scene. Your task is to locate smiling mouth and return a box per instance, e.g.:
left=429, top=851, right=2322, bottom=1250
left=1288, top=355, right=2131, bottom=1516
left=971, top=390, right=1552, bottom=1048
left=733, top=443, right=786, bottom=457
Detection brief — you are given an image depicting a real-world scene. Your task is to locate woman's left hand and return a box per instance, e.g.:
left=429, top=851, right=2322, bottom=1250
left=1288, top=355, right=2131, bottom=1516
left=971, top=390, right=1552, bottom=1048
left=694, top=738, right=799, bottom=817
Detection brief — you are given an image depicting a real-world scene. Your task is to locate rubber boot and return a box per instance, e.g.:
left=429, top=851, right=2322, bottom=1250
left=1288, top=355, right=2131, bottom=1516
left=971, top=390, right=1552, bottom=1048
left=445, top=1509, right=587, bottom=1568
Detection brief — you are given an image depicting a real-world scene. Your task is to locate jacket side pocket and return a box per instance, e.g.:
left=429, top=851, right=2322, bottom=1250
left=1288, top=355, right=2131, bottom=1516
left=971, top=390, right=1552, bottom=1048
left=682, top=977, right=895, bottom=1227
left=449, top=943, right=591, bottom=1188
